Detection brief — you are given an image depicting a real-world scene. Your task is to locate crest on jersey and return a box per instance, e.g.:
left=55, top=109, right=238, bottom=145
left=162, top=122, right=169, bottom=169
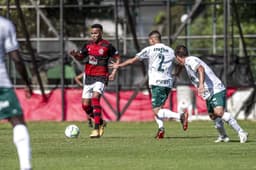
left=99, top=48, right=104, bottom=55
left=89, top=55, right=97, bottom=65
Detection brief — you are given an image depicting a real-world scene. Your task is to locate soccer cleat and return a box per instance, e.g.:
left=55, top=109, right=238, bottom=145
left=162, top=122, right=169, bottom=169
left=214, top=135, right=230, bottom=143
left=155, top=127, right=165, bottom=139
left=239, top=131, right=248, bottom=143
left=99, top=121, right=107, bottom=137
left=180, top=111, right=189, bottom=131
left=89, top=129, right=100, bottom=138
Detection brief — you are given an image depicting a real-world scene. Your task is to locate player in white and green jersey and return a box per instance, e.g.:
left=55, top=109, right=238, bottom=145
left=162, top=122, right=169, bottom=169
left=175, top=45, right=248, bottom=143
left=0, top=16, right=33, bottom=169
left=109, top=31, right=188, bottom=139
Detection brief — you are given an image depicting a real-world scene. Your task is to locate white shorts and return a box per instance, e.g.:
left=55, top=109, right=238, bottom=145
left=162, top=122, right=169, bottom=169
left=82, top=81, right=105, bottom=99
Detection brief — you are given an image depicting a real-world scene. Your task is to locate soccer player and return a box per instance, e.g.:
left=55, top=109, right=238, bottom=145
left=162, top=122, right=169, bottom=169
left=174, top=45, right=248, bottom=143
left=70, top=24, right=120, bottom=138
left=74, top=72, right=93, bottom=128
left=109, top=30, right=188, bottom=139
left=0, top=16, right=33, bottom=169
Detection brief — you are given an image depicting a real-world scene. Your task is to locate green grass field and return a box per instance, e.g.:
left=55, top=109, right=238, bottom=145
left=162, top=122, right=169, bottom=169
left=0, top=120, right=255, bottom=170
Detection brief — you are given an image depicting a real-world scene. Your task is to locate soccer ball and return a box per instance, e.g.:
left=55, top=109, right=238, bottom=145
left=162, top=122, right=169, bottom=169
left=65, top=124, right=80, bottom=138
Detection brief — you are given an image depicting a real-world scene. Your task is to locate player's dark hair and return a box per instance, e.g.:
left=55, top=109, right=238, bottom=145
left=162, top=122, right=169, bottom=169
left=175, top=45, right=189, bottom=57
left=148, top=30, right=161, bottom=41
left=91, top=24, right=103, bottom=31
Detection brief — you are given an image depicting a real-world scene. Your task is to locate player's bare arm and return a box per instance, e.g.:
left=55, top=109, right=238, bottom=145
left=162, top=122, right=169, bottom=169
left=197, top=65, right=205, bottom=95
left=74, top=73, right=83, bottom=87
left=109, top=56, right=139, bottom=69
left=9, top=50, right=33, bottom=98
left=109, top=56, right=121, bottom=81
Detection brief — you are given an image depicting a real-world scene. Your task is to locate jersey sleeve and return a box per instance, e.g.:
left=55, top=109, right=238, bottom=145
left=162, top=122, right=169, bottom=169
left=135, top=47, right=149, bottom=60
left=4, top=21, right=19, bottom=53
left=187, top=57, right=201, bottom=71
left=108, top=44, right=119, bottom=58
left=80, top=42, right=88, bottom=58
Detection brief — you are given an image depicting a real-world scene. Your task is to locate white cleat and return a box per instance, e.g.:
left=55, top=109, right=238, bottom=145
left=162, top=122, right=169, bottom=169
left=239, top=132, right=248, bottom=143
left=214, top=136, right=230, bottom=143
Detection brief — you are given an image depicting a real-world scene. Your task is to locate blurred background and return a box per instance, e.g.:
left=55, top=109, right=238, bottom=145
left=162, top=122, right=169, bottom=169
left=1, top=0, right=256, bottom=121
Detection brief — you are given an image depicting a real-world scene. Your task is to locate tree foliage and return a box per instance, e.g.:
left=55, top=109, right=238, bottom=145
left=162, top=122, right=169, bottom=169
left=1, top=0, right=256, bottom=82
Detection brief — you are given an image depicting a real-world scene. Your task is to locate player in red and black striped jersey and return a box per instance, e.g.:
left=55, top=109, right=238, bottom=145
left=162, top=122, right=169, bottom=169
left=70, top=23, right=120, bottom=138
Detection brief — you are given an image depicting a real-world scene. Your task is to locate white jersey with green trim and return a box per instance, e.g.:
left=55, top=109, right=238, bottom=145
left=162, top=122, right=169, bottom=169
left=0, top=16, right=19, bottom=87
left=136, top=43, right=175, bottom=88
left=184, top=56, right=225, bottom=99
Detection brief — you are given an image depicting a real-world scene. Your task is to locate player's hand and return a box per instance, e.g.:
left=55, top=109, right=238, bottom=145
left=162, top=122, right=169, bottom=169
left=70, top=50, right=84, bottom=60
left=109, top=61, right=119, bottom=69
left=198, top=86, right=205, bottom=96
left=108, top=73, right=115, bottom=81
left=69, top=50, right=78, bottom=57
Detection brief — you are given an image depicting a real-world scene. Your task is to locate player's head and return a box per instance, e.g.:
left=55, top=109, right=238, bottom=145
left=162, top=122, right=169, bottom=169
left=148, top=30, right=161, bottom=45
left=175, top=45, right=189, bottom=58
left=90, top=24, right=103, bottom=42
left=174, top=45, right=188, bottom=65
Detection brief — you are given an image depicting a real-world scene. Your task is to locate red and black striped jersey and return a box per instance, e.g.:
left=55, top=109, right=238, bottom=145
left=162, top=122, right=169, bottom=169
left=80, top=39, right=119, bottom=77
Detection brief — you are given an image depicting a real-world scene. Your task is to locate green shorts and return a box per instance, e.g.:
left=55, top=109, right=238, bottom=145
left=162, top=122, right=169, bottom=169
left=206, top=90, right=226, bottom=114
left=0, top=88, right=23, bottom=120
left=151, top=85, right=171, bottom=108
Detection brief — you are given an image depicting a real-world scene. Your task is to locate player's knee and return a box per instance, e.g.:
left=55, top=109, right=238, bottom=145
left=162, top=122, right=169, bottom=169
left=213, top=108, right=224, bottom=117
left=222, top=112, right=231, bottom=122
left=82, top=103, right=89, bottom=110
left=8, top=115, right=25, bottom=127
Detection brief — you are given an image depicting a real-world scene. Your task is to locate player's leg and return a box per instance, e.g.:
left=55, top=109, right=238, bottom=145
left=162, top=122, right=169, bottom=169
left=152, top=86, right=188, bottom=132
left=152, top=86, right=174, bottom=139
left=1, top=88, right=32, bottom=170
left=82, top=85, right=94, bottom=128
left=157, top=108, right=180, bottom=120
left=212, top=116, right=230, bottom=143
left=221, top=111, right=248, bottom=143
left=82, top=99, right=93, bottom=128
left=212, top=90, right=248, bottom=143
left=9, top=116, right=32, bottom=170
left=153, top=107, right=165, bottom=139
left=151, top=86, right=165, bottom=139
left=157, top=108, right=188, bottom=131
left=90, top=82, right=105, bottom=138
left=87, top=116, right=93, bottom=128
left=207, top=93, right=230, bottom=143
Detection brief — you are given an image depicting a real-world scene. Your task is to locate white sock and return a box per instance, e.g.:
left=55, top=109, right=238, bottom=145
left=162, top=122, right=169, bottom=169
left=214, top=117, right=228, bottom=137
left=157, top=109, right=181, bottom=120
left=154, top=116, right=163, bottom=129
left=13, top=124, right=32, bottom=170
left=222, top=112, right=243, bottom=133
